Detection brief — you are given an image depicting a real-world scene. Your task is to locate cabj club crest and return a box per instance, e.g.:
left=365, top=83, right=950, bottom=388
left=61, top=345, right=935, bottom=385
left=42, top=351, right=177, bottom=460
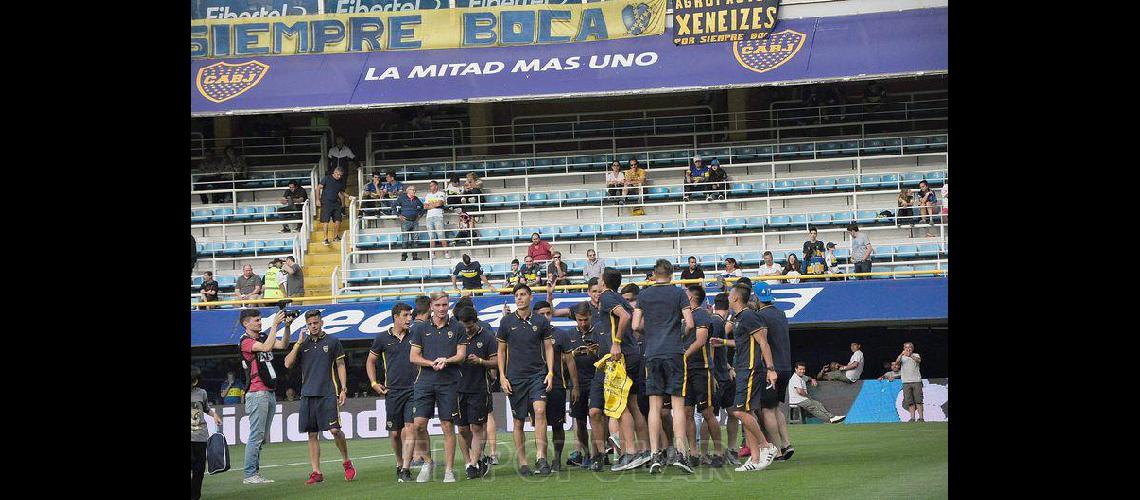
left=196, top=60, right=268, bottom=103
left=732, top=29, right=806, bottom=74
left=622, top=3, right=653, bottom=35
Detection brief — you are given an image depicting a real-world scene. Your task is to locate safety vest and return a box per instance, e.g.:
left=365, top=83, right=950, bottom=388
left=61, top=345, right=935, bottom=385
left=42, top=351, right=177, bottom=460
left=263, top=266, right=283, bottom=299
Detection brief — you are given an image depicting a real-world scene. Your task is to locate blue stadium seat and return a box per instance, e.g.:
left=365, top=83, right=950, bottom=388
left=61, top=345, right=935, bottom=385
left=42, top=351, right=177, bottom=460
left=925, top=171, right=945, bottom=185
left=774, top=180, right=795, bottom=193
left=745, top=216, right=766, bottom=229
left=834, top=176, right=856, bottom=189
left=697, top=254, right=718, bottom=268
left=859, top=174, right=881, bottom=188
left=769, top=215, right=792, bottom=228
left=635, top=257, right=656, bottom=270
left=520, top=227, right=542, bottom=241
left=880, top=173, right=900, bottom=188
left=191, top=209, right=213, bottom=223
left=810, top=213, right=833, bottom=226
left=788, top=214, right=808, bottom=228
left=357, top=234, right=379, bottom=249
left=191, top=276, right=204, bottom=287
left=211, top=207, right=235, bottom=222
left=752, top=181, right=772, bottom=195
left=262, top=206, right=278, bottom=219
left=831, top=211, right=854, bottom=225
left=203, top=242, right=225, bottom=256
left=855, top=210, right=878, bottom=224
left=916, top=243, right=941, bottom=257
left=817, top=141, right=843, bottom=157
left=565, top=190, right=588, bottom=204
left=614, top=258, right=635, bottom=270
left=725, top=217, right=747, bottom=230
left=913, top=264, right=937, bottom=275
left=894, top=244, right=919, bottom=258
left=704, top=218, right=723, bottom=231
left=667, top=186, right=684, bottom=199
left=601, top=224, right=623, bottom=237
left=568, top=260, right=585, bottom=272
left=503, top=194, right=524, bottom=208
left=754, top=145, right=774, bottom=161
left=409, top=267, right=430, bottom=279
left=733, top=147, right=757, bottom=161
left=196, top=243, right=205, bottom=253
left=484, top=195, right=507, bottom=208
left=815, top=177, right=836, bottom=191
left=684, top=219, right=706, bottom=233
left=834, top=248, right=851, bottom=259
left=901, top=172, right=925, bottom=187
left=541, top=226, right=561, bottom=239
left=793, top=179, right=815, bottom=192
left=739, top=252, right=761, bottom=266
left=730, top=183, right=752, bottom=196
left=216, top=275, right=236, bottom=288
left=620, top=223, right=638, bottom=236
left=661, top=221, right=682, bottom=234
left=580, top=223, right=601, bottom=235
left=347, top=270, right=371, bottom=284
left=646, top=187, right=670, bottom=200
left=222, top=241, right=245, bottom=256
left=640, top=222, right=664, bottom=235
left=527, top=193, right=549, bottom=206
left=585, top=190, right=606, bottom=204
left=559, top=225, right=581, bottom=238
left=495, top=228, right=518, bottom=243
left=371, top=269, right=388, bottom=280
left=875, top=245, right=896, bottom=260
left=430, top=266, right=451, bottom=278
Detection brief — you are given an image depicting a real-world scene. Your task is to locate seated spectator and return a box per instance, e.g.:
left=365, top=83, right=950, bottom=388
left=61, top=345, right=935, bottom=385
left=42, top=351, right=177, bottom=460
left=546, top=251, right=570, bottom=291
left=582, top=248, right=604, bottom=282
left=446, top=175, right=465, bottom=213
left=940, top=182, right=948, bottom=225
left=519, top=255, right=543, bottom=286
left=395, top=185, right=425, bottom=261
left=716, top=257, right=743, bottom=289
left=817, top=342, right=864, bottom=383
left=327, top=135, right=355, bottom=176
left=453, top=209, right=476, bottom=247
left=235, top=264, right=263, bottom=304
left=462, top=172, right=484, bottom=216
left=361, top=172, right=386, bottom=225
left=783, top=254, right=802, bottom=284
left=527, top=232, right=554, bottom=263
left=451, top=254, right=491, bottom=295
left=221, top=371, right=245, bottom=405
left=503, top=258, right=523, bottom=292
left=680, top=255, right=705, bottom=284
left=278, top=179, right=308, bottom=233
left=683, top=155, right=709, bottom=202
left=605, top=161, right=625, bottom=203
left=878, top=361, right=902, bottom=381
left=624, top=159, right=647, bottom=211
left=756, top=251, right=783, bottom=285
left=199, top=271, right=219, bottom=310
left=915, top=180, right=937, bottom=236
left=802, top=226, right=826, bottom=275
left=705, top=159, right=728, bottom=200
left=896, top=187, right=915, bottom=226
left=218, top=146, right=248, bottom=203
left=788, top=362, right=846, bottom=423
left=379, top=171, right=404, bottom=216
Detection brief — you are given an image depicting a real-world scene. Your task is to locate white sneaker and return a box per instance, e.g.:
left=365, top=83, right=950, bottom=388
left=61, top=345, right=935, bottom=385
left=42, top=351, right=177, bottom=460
left=734, top=459, right=767, bottom=472
left=830, top=415, right=847, bottom=423
left=416, top=462, right=433, bottom=482
left=443, top=469, right=456, bottom=483
left=759, top=445, right=779, bottom=468
left=243, top=474, right=275, bottom=484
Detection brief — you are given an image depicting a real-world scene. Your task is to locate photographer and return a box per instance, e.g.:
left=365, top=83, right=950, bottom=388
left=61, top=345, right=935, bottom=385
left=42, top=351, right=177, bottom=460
left=238, top=308, right=291, bottom=484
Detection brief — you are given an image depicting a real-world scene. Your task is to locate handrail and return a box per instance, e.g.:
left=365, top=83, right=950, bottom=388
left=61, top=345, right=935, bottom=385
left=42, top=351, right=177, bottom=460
left=193, top=269, right=946, bottom=308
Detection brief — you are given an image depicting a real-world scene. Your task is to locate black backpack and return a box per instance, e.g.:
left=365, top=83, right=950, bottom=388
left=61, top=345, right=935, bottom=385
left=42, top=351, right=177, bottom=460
left=206, top=432, right=230, bottom=475
left=240, top=332, right=278, bottom=391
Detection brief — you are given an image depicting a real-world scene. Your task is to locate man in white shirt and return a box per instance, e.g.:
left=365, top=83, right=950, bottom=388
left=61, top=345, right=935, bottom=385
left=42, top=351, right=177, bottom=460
left=878, top=361, right=902, bottom=381
left=939, top=183, right=948, bottom=225
left=424, top=180, right=450, bottom=259
left=756, top=251, right=783, bottom=286
left=787, top=362, right=845, bottom=423
left=817, top=342, right=864, bottom=383
left=582, top=249, right=604, bottom=282
left=897, top=342, right=924, bottom=422
left=327, top=135, right=355, bottom=176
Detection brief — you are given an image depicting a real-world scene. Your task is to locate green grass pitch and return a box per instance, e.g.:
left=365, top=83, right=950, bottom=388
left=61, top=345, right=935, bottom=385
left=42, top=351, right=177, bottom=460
left=201, top=422, right=947, bottom=499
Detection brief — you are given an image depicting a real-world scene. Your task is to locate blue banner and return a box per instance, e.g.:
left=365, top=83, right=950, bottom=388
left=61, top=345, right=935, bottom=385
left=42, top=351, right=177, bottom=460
left=191, top=7, right=946, bottom=114
left=191, top=277, right=947, bottom=346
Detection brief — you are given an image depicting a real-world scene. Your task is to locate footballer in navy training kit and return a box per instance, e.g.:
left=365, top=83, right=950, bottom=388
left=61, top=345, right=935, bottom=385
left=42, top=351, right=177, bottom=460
left=594, top=269, right=651, bottom=473
left=709, top=292, right=741, bottom=464
left=407, top=292, right=469, bottom=483
left=497, top=284, right=556, bottom=476
left=283, top=310, right=356, bottom=485
left=454, top=305, right=497, bottom=480
left=365, top=302, right=418, bottom=483
left=534, top=300, right=581, bottom=472
left=632, top=259, right=696, bottom=474
left=563, top=300, right=600, bottom=468
left=684, top=285, right=724, bottom=468
left=717, top=284, right=780, bottom=472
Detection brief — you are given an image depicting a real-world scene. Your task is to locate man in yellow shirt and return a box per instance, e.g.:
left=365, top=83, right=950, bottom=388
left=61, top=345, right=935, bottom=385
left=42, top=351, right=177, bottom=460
left=624, top=159, right=647, bottom=215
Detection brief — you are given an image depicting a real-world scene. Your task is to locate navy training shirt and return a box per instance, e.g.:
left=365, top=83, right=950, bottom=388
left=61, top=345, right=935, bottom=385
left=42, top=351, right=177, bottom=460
left=635, top=284, right=691, bottom=360
left=755, top=304, right=792, bottom=372
left=550, top=328, right=576, bottom=390
left=730, top=309, right=766, bottom=373
left=565, top=325, right=598, bottom=387
left=497, top=310, right=555, bottom=382
left=686, top=306, right=714, bottom=370
left=458, top=321, right=496, bottom=394
left=299, top=332, right=345, bottom=397
left=709, top=313, right=732, bottom=381
left=409, top=317, right=469, bottom=385
left=596, top=290, right=640, bottom=359
left=369, top=327, right=415, bottom=389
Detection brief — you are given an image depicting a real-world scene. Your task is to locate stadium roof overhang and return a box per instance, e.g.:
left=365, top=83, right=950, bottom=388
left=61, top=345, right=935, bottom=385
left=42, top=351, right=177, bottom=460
left=190, top=7, right=946, bottom=117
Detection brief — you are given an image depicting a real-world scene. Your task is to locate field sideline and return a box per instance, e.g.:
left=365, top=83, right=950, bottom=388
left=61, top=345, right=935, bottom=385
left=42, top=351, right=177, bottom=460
left=201, top=422, right=946, bottom=499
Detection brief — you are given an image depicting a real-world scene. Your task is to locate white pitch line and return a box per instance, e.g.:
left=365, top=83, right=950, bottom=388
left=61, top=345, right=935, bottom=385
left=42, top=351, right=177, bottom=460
left=259, top=453, right=394, bottom=469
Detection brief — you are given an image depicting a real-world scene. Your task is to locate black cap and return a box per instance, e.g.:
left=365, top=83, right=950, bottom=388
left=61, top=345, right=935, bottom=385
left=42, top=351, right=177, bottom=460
left=826, top=242, right=836, bottom=249
left=736, top=276, right=753, bottom=287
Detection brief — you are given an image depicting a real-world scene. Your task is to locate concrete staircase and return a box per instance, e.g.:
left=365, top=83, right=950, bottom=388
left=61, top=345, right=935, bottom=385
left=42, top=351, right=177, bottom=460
left=299, top=170, right=359, bottom=303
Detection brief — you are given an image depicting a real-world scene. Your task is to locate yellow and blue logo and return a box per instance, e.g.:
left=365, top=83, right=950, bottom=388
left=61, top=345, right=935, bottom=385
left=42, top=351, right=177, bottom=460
left=732, top=29, right=806, bottom=74
left=622, top=3, right=653, bottom=35
left=196, top=60, right=269, bottom=103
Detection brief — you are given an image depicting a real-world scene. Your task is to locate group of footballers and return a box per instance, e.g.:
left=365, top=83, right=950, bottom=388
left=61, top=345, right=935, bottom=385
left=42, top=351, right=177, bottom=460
left=344, top=258, right=798, bottom=483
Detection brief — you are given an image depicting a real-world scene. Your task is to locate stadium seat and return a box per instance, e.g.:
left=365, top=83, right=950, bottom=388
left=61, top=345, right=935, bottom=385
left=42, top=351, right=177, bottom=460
left=430, top=266, right=451, bottom=278
left=793, top=179, right=815, bottom=192
left=646, top=186, right=670, bottom=200
left=619, top=223, right=638, bottom=236
left=634, top=257, right=656, bottom=270
left=601, top=223, right=623, bottom=237
left=484, top=195, right=507, bottom=208
left=614, top=258, right=635, bottom=271
left=725, top=217, right=747, bottom=230
left=733, top=146, right=757, bottom=161
left=745, top=216, right=766, bottom=229
left=503, top=193, right=524, bottom=208
left=641, top=222, right=664, bottom=235
left=916, top=243, right=941, bottom=257
left=684, top=219, right=706, bottom=233
left=211, top=207, right=235, bottom=223
left=774, top=180, right=795, bottom=193
left=585, top=190, right=606, bottom=203
left=816, top=177, right=836, bottom=191
left=730, top=183, right=752, bottom=196
left=769, top=215, right=792, bottom=228
left=347, top=270, right=371, bottom=284
left=875, top=245, right=896, bottom=260
left=527, top=193, right=550, bottom=206
left=834, top=248, right=851, bottom=259
left=704, top=218, right=723, bottom=231
left=221, top=241, right=245, bottom=256
left=788, top=214, right=808, bottom=228
left=894, top=244, right=919, bottom=258
left=568, top=260, right=585, bottom=272
left=697, top=254, right=718, bottom=268
left=739, top=252, right=761, bottom=266
left=235, top=206, right=259, bottom=221
left=667, top=186, right=685, bottom=199
left=831, top=211, right=854, bottom=225
left=856, top=210, right=878, bottom=224
left=901, top=172, right=925, bottom=187
left=579, top=223, right=601, bottom=236
left=203, top=242, right=225, bottom=256
left=559, top=225, right=581, bottom=238
left=754, top=145, right=774, bottom=162
left=357, top=234, right=379, bottom=249
left=541, top=226, right=561, bottom=239
left=262, top=206, right=278, bottom=219
left=752, top=181, right=772, bottom=195
left=834, top=176, right=856, bottom=189
left=191, top=276, right=204, bottom=287
left=660, top=221, right=682, bottom=234
left=191, top=209, right=213, bottom=223
left=565, top=190, right=588, bottom=204
left=859, top=174, right=881, bottom=189
left=880, top=173, right=900, bottom=188
left=496, top=228, right=520, bottom=243
left=925, top=171, right=945, bottom=185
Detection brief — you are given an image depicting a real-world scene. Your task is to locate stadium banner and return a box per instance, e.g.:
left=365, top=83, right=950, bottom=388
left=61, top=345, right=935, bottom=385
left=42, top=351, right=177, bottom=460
left=843, top=378, right=948, bottom=423
left=672, top=0, right=780, bottom=46
left=191, top=0, right=666, bottom=58
left=324, top=0, right=602, bottom=15
left=191, top=0, right=601, bottom=19
left=193, top=0, right=320, bottom=20
left=191, top=277, right=947, bottom=346
left=191, top=7, right=946, bottom=113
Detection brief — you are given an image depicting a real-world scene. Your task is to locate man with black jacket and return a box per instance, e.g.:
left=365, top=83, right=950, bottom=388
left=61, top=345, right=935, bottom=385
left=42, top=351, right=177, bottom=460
left=705, top=159, right=728, bottom=200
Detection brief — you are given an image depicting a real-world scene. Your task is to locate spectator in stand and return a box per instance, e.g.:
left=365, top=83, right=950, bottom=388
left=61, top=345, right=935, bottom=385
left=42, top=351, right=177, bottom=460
left=817, top=342, right=864, bottom=383
left=680, top=256, right=705, bottom=284
left=823, top=242, right=842, bottom=279
left=684, top=155, right=709, bottom=202
left=199, top=271, right=220, bottom=309
left=462, top=173, right=484, bottom=216
left=527, top=232, right=555, bottom=263
left=716, top=257, right=743, bottom=289
left=221, top=371, right=246, bottom=405
left=915, top=180, right=937, bottom=236
left=705, top=159, right=728, bottom=200
left=940, top=183, right=948, bottom=225
left=316, top=166, right=350, bottom=246
left=283, top=256, right=304, bottom=299
left=756, top=251, right=782, bottom=285
left=847, top=224, right=873, bottom=278
left=454, top=209, right=476, bottom=247
left=624, top=158, right=647, bottom=210
left=606, top=161, right=625, bottom=203
left=896, top=187, right=914, bottom=226
left=451, top=254, right=491, bottom=295
left=878, top=361, right=902, bottom=381
left=582, top=248, right=604, bottom=282
left=446, top=175, right=465, bottom=213
left=236, top=264, right=263, bottom=303
left=788, top=362, right=846, bottom=423
left=380, top=171, right=404, bottom=216
left=395, top=185, right=426, bottom=261
left=783, top=254, right=802, bottom=284
left=863, top=81, right=886, bottom=115
left=424, top=180, right=450, bottom=259
left=898, top=342, right=924, bottom=422
left=279, top=180, right=308, bottom=233
left=285, top=387, right=298, bottom=402
left=802, top=226, right=826, bottom=275
left=196, top=149, right=225, bottom=204
left=327, top=135, right=355, bottom=176
left=361, top=172, right=386, bottom=226
left=520, top=255, right=543, bottom=286
left=504, top=258, right=523, bottom=291
left=546, top=251, right=569, bottom=291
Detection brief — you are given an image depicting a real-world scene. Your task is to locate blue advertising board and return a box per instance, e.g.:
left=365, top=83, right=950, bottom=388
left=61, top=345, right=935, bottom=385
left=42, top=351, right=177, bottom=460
left=191, top=7, right=947, bottom=115
left=191, top=277, right=947, bottom=346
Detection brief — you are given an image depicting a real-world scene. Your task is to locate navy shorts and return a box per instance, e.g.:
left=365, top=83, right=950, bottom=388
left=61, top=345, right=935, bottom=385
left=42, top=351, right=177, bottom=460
left=684, top=368, right=713, bottom=412
left=507, top=375, right=548, bottom=421
left=570, top=382, right=590, bottom=419
left=715, top=377, right=735, bottom=412
left=385, top=387, right=414, bottom=431
left=489, top=372, right=503, bottom=393
left=299, top=395, right=341, bottom=433
left=544, top=388, right=567, bottom=426
left=733, top=369, right=764, bottom=412
left=759, top=370, right=793, bottom=410
left=413, top=383, right=459, bottom=421
left=456, top=392, right=490, bottom=427
left=644, top=355, right=685, bottom=397
left=319, top=203, right=343, bottom=223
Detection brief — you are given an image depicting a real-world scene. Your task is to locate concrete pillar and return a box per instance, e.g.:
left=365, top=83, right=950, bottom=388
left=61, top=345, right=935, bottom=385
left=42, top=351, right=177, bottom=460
left=469, top=103, right=493, bottom=156
left=727, top=88, right=749, bottom=141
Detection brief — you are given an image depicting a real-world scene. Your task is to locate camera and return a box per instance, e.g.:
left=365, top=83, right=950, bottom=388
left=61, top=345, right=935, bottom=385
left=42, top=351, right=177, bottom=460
left=277, top=300, right=300, bottom=321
